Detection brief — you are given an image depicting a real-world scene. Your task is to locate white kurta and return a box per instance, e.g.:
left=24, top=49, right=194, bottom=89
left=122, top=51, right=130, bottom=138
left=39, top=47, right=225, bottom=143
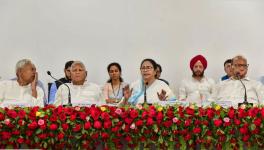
left=211, top=77, right=264, bottom=108
left=178, top=77, right=215, bottom=106
left=128, top=79, right=176, bottom=104
left=54, top=82, right=104, bottom=106
left=0, top=80, right=44, bottom=107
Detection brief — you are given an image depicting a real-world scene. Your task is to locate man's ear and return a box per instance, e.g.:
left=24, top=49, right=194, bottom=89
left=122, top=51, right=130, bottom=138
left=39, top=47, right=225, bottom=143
left=85, top=71, right=87, bottom=77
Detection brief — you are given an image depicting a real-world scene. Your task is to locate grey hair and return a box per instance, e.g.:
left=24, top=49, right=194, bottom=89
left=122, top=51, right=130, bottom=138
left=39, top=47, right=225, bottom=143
left=15, top=59, right=33, bottom=74
left=232, top=55, right=247, bottom=64
left=70, top=61, right=87, bottom=71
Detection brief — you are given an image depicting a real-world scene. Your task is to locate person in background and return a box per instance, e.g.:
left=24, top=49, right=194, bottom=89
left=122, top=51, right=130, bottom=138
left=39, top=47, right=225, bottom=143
left=221, top=59, right=233, bottom=81
left=48, top=60, right=74, bottom=104
left=156, top=63, right=169, bottom=85
left=54, top=61, right=103, bottom=106
left=178, top=55, right=215, bottom=106
left=0, top=59, right=44, bottom=107
left=103, top=62, right=127, bottom=104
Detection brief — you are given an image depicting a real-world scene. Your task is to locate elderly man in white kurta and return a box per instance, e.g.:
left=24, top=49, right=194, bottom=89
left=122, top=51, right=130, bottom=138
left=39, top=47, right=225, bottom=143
left=211, top=55, right=264, bottom=108
left=0, top=59, right=44, bottom=107
left=179, top=55, right=215, bottom=106
left=54, top=61, right=103, bottom=106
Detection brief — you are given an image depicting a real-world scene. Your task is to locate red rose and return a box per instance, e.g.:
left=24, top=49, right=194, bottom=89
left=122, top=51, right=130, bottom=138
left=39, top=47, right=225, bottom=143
left=73, top=124, right=81, bottom=132
left=70, top=114, right=76, bottom=121
left=18, top=110, right=26, bottom=119
left=234, top=119, right=241, bottom=125
left=125, top=118, right=133, bottom=125
left=49, top=123, right=58, bottom=130
left=7, top=110, right=17, bottom=119
left=50, top=115, right=58, bottom=122
left=148, top=108, right=156, bottom=118
left=228, top=108, right=235, bottom=118
left=135, top=120, right=143, bottom=127
left=239, top=127, right=248, bottom=134
left=146, top=117, right=154, bottom=126
left=91, top=133, right=99, bottom=139
left=40, top=124, right=46, bottom=130
left=184, top=134, right=191, bottom=141
left=206, top=108, right=214, bottom=119
left=2, top=131, right=11, bottom=140
left=254, top=118, right=262, bottom=126
left=12, top=130, right=20, bottom=135
left=58, top=133, right=64, bottom=140
left=62, top=123, right=69, bottom=131
left=101, top=112, right=110, bottom=121
left=18, top=119, right=24, bottom=126
left=0, top=112, right=5, bottom=121
left=248, top=108, right=258, bottom=118
left=141, top=111, right=148, bottom=118
left=125, top=136, right=132, bottom=142
left=78, top=112, right=87, bottom=120
left=28, top=121, right=38, bottom=129
left=26, top=130, right=33, bottom=136
left=130, top=109, right=139, bottom=119
left=59, top=114, right=67, bottom=122
left=90, top=107, right=101, bottom=120
left=214, top=119, right=222, bottom=127
left=157, top=112, right=163, bottom=121
left=17, top=138, right=24, bottom=144
left=84, top=121, right=91, bottom=130
left=38, top=133, right=47, bottom=139
left=163, top=120, right=173, bottom=128
left=261, top=108, right=264, bottom=118
left=101, top=132, right=109, bottom=140
left=111, top=126, right=119, bottom=132
left=186, top=107, right=194, bottom=116
left=242, top=135, right=250, bottom=142
left=94, top=120, right=102, bottom=129
left=166, top=108, right=174, bottom=119
left=184, top=119, right=192, bottom=127
left=193, top=127, right=201, bottom=134
left=103, top=121, right=112, bottom=129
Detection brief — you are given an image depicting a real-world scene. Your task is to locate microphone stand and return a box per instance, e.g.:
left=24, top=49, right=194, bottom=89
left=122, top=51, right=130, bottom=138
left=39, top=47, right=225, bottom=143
left=47, top=71, right=72, bottom=107
left=236, top=74, right=253, bottom=108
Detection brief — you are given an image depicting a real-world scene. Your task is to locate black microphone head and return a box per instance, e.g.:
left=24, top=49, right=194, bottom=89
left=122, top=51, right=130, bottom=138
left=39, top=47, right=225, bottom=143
left=47, top=71, right=51, bottom=76
left=145, top=82, right=148, bottom=86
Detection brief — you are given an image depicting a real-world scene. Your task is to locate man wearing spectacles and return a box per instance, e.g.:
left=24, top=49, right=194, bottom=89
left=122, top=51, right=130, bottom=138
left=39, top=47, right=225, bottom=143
left=211, top=55, right=264, bottom=108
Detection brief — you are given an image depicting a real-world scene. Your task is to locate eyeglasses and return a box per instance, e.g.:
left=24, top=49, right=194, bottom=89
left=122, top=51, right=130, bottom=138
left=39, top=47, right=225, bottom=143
left=140, top=66, right=153, bottom=71
left=233, top=64, right=249, bottom=68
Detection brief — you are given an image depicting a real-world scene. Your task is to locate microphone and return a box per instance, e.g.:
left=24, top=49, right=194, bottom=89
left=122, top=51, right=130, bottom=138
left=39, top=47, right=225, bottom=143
left=144, top=82, right=148, bottom=104
left=143, top=82, right=151, bottom=106
left=47, top=71, right=72, bottom=106
left=236, top=72, right=252, bottom=107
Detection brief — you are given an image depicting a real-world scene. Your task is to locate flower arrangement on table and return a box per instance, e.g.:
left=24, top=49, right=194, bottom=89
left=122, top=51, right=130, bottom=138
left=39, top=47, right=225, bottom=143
left=0, top=103, right=264, bottom=150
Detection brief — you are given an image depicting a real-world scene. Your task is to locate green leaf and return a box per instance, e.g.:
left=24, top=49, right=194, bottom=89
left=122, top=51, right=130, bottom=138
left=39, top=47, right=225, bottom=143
left=35, top=128, right=42, bottom=135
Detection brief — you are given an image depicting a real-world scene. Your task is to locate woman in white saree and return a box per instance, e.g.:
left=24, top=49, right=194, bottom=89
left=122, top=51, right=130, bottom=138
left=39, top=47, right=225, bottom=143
left=120, top=59, right=176, bottom=105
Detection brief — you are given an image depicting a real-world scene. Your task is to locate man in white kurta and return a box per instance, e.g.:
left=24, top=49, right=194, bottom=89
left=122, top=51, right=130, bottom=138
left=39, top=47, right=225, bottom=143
left=179, top=55, right=215, bottom=106
left=0, top=59, right=44, bottom=107
left=0, top=80, right=44, bottom=107
left=211, top=77, right=264, bottom=108
left=211, top=55, right=264, bottom=108
left=128, top=79, right=176, bottom=104
left=54, top=61, right=104, bottom=106
left=54, top=81, right=103, bottom=106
